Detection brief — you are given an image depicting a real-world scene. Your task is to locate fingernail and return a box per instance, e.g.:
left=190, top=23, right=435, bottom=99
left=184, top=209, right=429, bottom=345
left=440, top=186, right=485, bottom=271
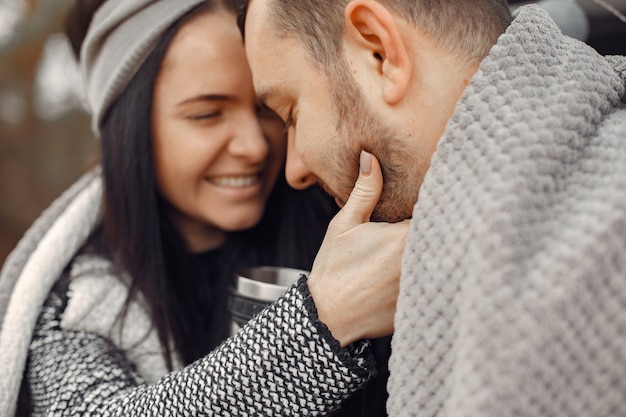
left=360, top=150, right=372, bottom=175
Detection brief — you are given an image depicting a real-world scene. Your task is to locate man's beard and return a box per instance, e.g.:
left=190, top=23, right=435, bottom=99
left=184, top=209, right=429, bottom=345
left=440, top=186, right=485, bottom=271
left=328, top=65, right=421, bottom=223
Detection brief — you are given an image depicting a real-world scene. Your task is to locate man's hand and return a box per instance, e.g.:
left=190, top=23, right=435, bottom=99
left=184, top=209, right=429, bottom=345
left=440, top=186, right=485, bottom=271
left=307, top=151, right=409, bottom=347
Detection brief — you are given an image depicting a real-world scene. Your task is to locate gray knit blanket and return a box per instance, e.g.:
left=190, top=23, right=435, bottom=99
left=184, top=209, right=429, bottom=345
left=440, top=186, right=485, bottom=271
left=388, top=5, right=626, bottom=417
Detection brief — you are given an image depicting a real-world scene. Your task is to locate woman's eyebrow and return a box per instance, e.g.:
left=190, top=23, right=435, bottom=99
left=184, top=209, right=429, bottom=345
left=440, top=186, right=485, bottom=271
left=176, top=94, right=233, bottom=106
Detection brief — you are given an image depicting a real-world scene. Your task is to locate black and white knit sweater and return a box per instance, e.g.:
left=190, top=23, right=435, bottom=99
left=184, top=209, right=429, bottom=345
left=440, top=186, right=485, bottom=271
left=0, top=169, right=376, bottom=417
left=27, top=275, right=373, bottom=416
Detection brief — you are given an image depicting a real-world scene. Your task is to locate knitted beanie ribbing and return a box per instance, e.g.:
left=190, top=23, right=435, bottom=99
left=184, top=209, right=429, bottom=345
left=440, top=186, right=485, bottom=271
left=80, top=0, right=204, bottom=136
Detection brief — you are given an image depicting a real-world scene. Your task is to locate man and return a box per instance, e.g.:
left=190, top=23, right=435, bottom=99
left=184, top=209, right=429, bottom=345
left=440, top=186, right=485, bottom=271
left=239, top=0, right=626, bottom=416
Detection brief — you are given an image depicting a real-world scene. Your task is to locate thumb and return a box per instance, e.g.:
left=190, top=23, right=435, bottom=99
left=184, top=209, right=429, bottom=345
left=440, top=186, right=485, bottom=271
left=333, top=151, right=383, bottom=231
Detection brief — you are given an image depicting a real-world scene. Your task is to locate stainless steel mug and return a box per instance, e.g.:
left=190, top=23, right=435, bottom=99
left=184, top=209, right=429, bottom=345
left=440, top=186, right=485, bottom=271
left=228, top=266, right=309, bottom=335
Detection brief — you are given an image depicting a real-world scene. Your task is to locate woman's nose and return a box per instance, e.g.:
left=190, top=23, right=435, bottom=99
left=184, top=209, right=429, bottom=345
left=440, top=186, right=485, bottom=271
left=285, top=137, right=316, bottom=190
left=228, top=113, right=268, bottom=162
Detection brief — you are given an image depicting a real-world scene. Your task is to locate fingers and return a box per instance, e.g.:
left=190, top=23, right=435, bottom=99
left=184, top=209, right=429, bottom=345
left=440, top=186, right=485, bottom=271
left=332, top=151, right=383, bottom=231
left=308, top=219, right=409, bottom=345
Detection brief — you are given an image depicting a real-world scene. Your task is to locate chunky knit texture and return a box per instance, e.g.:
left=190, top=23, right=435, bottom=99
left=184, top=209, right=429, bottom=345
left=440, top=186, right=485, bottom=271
left=387, top=5, right=626, bottom=417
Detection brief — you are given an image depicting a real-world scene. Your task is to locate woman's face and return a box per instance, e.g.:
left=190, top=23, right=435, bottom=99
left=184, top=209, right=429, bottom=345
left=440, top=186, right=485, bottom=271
left=152, top=10, right=285, bottom=252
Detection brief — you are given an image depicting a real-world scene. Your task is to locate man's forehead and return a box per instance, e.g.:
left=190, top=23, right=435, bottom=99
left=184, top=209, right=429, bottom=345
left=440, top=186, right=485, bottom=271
left=242, top=0, right=285, bottom=94
left=249, top=56, right=287, bottom=107
left=241, top=0, right=302, bottom=110
left=240, top=0, right=267, bottom=40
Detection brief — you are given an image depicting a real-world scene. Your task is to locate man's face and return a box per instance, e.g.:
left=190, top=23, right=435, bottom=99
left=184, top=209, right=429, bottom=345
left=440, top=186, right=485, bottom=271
left=244, top=0, right=421, bottom=222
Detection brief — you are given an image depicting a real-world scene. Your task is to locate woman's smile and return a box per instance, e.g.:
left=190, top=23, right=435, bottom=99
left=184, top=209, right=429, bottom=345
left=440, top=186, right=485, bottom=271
left=206, top=173, right=260, bottom=188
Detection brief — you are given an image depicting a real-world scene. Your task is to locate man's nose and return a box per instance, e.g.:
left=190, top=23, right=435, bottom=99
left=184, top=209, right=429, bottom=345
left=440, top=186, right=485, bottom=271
left=285, top=139, right=316, bottom=190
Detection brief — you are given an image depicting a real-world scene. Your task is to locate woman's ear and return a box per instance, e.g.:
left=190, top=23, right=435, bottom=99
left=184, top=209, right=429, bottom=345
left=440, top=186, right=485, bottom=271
left=343, top=0, right=412, bottom=105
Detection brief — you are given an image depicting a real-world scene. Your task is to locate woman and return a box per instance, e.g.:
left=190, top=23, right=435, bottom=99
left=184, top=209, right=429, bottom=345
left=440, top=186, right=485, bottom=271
left=0, top=0, right=403, bottom=415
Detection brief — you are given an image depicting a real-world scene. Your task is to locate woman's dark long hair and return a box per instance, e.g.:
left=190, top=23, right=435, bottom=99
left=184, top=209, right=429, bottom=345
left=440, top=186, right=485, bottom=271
left=65, top=0, right=337, bottom=369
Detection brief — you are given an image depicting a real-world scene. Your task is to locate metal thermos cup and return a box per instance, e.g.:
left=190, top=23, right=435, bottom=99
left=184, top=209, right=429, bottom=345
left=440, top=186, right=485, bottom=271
left=228, top=266, right=308, bottom=335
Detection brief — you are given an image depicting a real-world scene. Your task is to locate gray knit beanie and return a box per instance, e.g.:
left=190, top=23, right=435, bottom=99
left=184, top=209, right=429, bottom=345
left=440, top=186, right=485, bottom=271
left=80, top=0, right=205, bottom=136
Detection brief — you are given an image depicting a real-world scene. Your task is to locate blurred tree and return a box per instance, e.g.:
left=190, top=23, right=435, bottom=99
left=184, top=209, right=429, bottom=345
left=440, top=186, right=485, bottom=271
left=0, top=0, right=99, bottom=267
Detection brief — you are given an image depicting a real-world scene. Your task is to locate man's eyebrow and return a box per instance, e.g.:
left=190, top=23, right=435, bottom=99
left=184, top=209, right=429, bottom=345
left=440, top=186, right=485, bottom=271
left=257, top=86, right=280, bottom=107
left=177, top=94, right=232, bottom=106
left=236, top=0, right=249, bottom=40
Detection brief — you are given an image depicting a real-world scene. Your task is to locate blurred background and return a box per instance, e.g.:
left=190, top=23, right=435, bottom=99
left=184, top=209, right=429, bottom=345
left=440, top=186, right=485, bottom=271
left=0, top=0, right=98, bottom=268
left=0, top=0, right=625, bottom=267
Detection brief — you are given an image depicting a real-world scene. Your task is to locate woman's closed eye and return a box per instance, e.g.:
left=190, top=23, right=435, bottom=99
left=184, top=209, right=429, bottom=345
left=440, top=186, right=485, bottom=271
left=189, top=111, right=221, bottom=121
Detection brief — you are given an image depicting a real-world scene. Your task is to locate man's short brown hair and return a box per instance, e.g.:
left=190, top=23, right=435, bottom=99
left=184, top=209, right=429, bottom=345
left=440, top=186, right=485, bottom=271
left=260, top=0, right=511, bottom=71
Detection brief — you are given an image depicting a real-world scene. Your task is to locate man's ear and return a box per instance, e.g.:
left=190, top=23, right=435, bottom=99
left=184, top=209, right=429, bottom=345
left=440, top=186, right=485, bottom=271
left=344, top=0, right=411, bottom=105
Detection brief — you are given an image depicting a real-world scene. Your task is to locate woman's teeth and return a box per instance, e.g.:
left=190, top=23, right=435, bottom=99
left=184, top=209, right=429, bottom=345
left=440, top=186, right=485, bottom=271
left=209, top=175, right=258, bottom=188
